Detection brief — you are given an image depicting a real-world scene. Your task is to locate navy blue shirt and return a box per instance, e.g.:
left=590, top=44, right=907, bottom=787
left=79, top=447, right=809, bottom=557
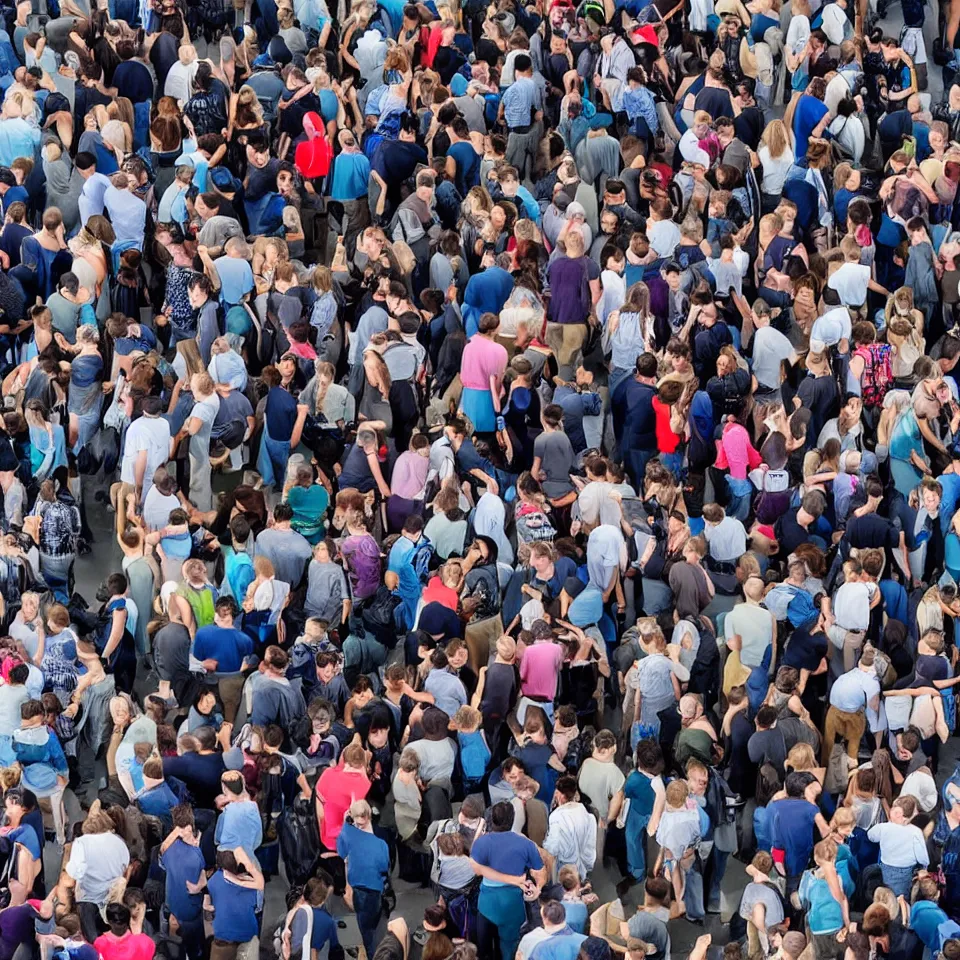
left=264, top=386, right=299, bottom=443
left=161, top=838, right=206, bottom=922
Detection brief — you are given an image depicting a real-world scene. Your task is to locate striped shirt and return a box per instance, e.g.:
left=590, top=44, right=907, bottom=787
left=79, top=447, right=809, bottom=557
left=502, top=76, right=541, bottom=128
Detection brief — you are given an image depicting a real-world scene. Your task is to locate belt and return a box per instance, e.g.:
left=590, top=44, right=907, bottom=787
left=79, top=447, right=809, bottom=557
left=509, top=123, right=535, bottom=134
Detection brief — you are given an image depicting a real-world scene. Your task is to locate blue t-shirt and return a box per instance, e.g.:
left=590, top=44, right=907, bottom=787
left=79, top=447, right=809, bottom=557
left=161, top=838, right=206, bottom=923
left=7, top=823, right=40, bottom=861
left=448, top=141, right=480, bottom=196
left=770, top=797, right=819, bottom=876
left=206, top=870, right=262, bottom=942
left=137, top=781, right=179, bottom=820
left=192, top=624, right=253, bottom=673
left=288, top=906, right=340, bottom=955
left=471, top=830, right=544, bottom=879
left=330, top=152, right=371, bottom=201
left=213, top=256, right=254, bottom=305
left=265, top=386, right=299, bottom=443
left=335, top=822, right=391, bottom=892
left=911, top=899, right=949, bottom=951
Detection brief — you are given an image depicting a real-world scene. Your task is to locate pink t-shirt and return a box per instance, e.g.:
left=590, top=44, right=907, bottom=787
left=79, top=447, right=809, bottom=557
left=519, top=640, right=565, bottom=698
left=94, top=933, right=156, bottom=960
left=391, top=450, right=429, bottom=499
left=460, top=335, right=508, bottom=391
left=317, top=764, right=371, bottom=848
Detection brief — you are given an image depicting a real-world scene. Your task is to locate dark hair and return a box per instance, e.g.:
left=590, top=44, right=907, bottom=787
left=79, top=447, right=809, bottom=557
left=215, top=596, right=239, bottom=619
left=105, top=903, right=131, bottom=936
left=785, top=770, right=817, bottom=798
left=490, top=801, right=515, bottom=831
left=274, top=502, right=294, bottom=523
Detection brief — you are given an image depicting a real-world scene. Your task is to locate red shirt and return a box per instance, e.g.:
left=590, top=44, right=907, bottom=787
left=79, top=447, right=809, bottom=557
left=422, top=577, right=458, bottom=611
left=316, top=764, right=371, bottom=848
left=652, top=397, right=682, bottom=454
left=94, top=932, right=155, bottom=960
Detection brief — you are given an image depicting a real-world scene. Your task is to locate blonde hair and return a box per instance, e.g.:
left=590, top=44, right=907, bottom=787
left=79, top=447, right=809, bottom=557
left=760, top=119, right=791, bottom=160
left=787, top=743, right=817, bottom=772
left=452, top=705, right=482, bottom=731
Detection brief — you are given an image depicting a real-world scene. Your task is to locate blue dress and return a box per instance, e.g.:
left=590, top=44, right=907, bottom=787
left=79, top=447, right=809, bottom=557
left=623, top=770, right=659, bottom=880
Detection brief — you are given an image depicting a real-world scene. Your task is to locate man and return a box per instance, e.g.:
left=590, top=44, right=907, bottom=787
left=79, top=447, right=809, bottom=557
left=691, top=298, right=733, bottom=381
left=387, top=514, right=432, bottom=632
left=777, top=490, right=828, bottom=556
left=103, top=172, right=146, bottom=249
left=702, top=504, right=748, bottom=573
left=249, top=646, right=307, bottom=730
left=45, top=272, right=92, bottom=345
left=867, top=796, right=930, bottom=895
left=203, top=848, right=264, bottom=959
left=214, top=770, right=262, bottom=859
left=390, top=169, right=438, bottom=286
left=527, top=900, right=588, bottom=960
left=747, top=705, right=787, bottom=776
left=370, top=112, right=427, bottom=220
left=117, top=396, right=172, bottom=515
left=159, top=805, right=206, bottom=960
left=543, top=775, right=597, bottom=880
left=329, top=129, right=370, bottom=258
left=33, top=480, right=80, bottom=604
left=796, top=342, right=841, bottom=443
left=254, top=503, right=313, bottom=588
left=499, top=53, right=543, bottom=183
left=186, top=275, right=222, bottom=365
left=195, top=193, right=244, bottom=256
left=546, top=231, right=600, bottom=379
left=822, top=645, right=880, bottom=764
left=618, top=877, right=672, bottom=960
left=192, top=596, right=253, bottom=723
left=739, top=851, right=785, bottom=960
left=768, top=771, right=830, bottom=894
left=750, top=298, right=797, bottom=400
left=611, top=352, right=658, bottom=489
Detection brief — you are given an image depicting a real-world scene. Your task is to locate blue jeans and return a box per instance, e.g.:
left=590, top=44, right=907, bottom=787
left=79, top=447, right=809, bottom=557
left=707, top=848, right=729, bottom=910
left=352, top=886, right=383, bottom=960
left=725, top=475, right=753, bottom=522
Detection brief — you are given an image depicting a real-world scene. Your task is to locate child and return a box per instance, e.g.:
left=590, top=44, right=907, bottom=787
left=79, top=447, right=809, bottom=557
left=707, top=190, right=736, bottom=257
left=558, top=863, right=597, bottom=933
left=655, top=779, right=709, bottom=918
left=450, top=705, right=491, bottom=793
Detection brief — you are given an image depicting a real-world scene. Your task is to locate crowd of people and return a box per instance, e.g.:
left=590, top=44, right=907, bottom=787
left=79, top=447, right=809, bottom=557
left=4, top=0, right=960, bottom=958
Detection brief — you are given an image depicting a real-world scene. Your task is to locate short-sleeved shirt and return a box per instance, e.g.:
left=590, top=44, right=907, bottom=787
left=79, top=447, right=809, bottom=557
left=213, top=256, right=254, bottom=304
left=206, top=871, right=262, bottom=943
left=534, top=430, right=575, bottom=499
left=471, top=830, right=544, bottom=878
left=769, top=797, right=819, bottom=876
left=316, top=765, right=371, bottom=848
left=192, top=624, right=253, bottom=673
left=828, top=261, right=871, bottom=307
left=752, top=326, right=794, bottom=391
left=739, top=883, right=785, bottom=925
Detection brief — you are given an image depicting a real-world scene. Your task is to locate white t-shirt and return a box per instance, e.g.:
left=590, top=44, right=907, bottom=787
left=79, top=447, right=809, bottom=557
left=752, top=325, right=795, bottom=390
left=785, top=14, right=811, bottom=55
left=820, top=3, right=848, bottom=44
left=828, top=261, right=871, bottom=307
left=648, top=219, right=681, bottom=258
left=704, top=515, right=748, bottom=562
left=758, top=146, right=794, bottom=195
left=143, top=486, right=181, bottom=532
left=812, top=306, right=853, bottom=346
left=120, top=416, right=172, bottom=493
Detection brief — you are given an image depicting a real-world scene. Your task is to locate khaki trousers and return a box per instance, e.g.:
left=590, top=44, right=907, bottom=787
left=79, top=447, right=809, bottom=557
left=822, top=705, right=866, bottom=766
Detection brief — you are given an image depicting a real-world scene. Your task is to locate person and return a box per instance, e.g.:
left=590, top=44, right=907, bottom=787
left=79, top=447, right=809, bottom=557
left=204, top=847, right=265, bottom=960
left=336, top=800, right=391, bottom=959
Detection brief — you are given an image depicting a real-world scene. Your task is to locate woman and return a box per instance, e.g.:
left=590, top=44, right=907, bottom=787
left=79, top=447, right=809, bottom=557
left=360, top=344, right=395, bottom=434
left=241, top=555, right=290, bottom=648
left=95, top=575, right=137, bottom=696
left=674, top=692, right=718, bottom=768
left=461, top=535, right=503, bottom=673
left=798, top=839, right=851, bottom=959
left=12, top=700, right=68, bottom=845
left=186, top=688, right=223, bottom=733
left=68, top=325, right=104, bottom=454
left=606, top=282, right=656, bottom=399
left=619, top=739, right=666, bottom=882
left=305, top=539, right=350, bottom=628
left=785, top=77, right=831, bottom=159
left=24, top=400, right=67, bottom=485
left=630, top=626, right=683, bottom=740
left=227, top=86, right=268, bottom=182
left=459, top=313, right=508, bottom=435
left=149, top=97, right=190, bottom=200
left=15, top=207, right=72, bottom=304
left=424, top=487, right=468, bottom=560
left=890, top=401, right=929, bottom=497
left=9, top=592, right=42, bottom=661
left=284, top=463, right=329, bottom=544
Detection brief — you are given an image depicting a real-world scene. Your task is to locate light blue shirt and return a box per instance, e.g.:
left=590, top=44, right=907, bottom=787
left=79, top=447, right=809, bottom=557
left=0, top=117, right=39, bottom=168
left=214, top=798, right=263, bottom=859
left=349, top=304, right=389, bottom=365
left=104, top=186, right=146, bottom=247
left=502, top=77, right=541, bottom=128
left=213, top=255, right=255, bottom=305
left=79, top=172, right=112, bottom=225
left=828, top=667, right=879, bottom=713
left=424, top=668, right=467, bottom=716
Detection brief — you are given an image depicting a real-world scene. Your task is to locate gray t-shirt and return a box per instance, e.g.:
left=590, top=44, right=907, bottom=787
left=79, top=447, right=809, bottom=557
left=254, top=527, right=313, bottom=588
left=534, top=430, right=575, bottom=499
left=143, top=487, right=181, bottom=532
left=188, top=396, right=220, bottom=460
left=738, top=882, right=785, bottom=925
left=627, top=911, right=670, bottom=960
left=752, top=326, right=794, bottom=391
